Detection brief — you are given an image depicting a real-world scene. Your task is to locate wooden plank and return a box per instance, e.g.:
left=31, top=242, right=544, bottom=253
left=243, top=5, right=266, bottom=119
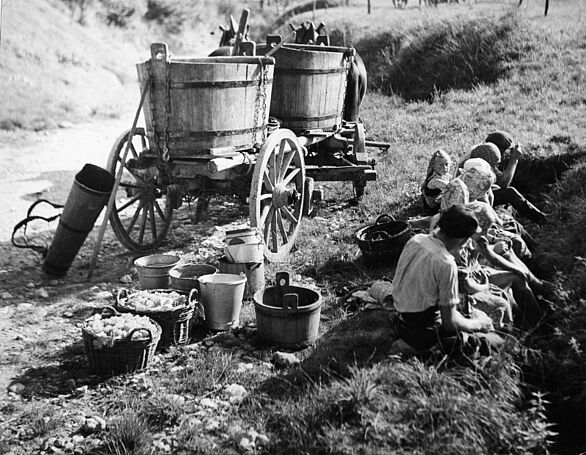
left=306, top=168, right=377, bottom=182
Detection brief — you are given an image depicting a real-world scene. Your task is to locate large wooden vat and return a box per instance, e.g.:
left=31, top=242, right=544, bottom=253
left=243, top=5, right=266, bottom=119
left=137, top=43, right=275, bottom=157
left=258, top=43, right=353, bottom=132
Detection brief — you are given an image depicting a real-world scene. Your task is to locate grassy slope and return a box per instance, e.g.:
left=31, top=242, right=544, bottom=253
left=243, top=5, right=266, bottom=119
left=274, top=1, right=586, bottom=453
left=0, top=1, right=137, bottom=129
left=0, top=0, right=222, bottom=130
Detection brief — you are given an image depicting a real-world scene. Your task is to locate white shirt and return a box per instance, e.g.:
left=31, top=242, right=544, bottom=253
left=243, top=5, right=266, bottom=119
left=392, top=233, right=460, bottom=313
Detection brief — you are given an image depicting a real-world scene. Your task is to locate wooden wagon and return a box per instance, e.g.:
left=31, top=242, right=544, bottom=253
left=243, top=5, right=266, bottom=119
left=107, top=36, right=386, bottom=262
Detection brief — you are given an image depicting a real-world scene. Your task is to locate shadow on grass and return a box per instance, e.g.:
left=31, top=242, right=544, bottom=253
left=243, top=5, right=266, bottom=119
left=257, top=309, right=398, bottom=397
left=10, top=340, right=100, bottom=398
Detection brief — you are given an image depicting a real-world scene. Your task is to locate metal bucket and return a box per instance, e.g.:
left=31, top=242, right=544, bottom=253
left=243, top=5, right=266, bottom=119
left=253, top=272, right=322, bottom=349
left=225, top=227, right=262, bottom=245
left=198, top=273, right=247, bottom=331
left=134, top=254, right=181, bottom=289
left=224, top=228, right=264, bottom=263
left=169, top=263, right=218, bottom=292
left=218, top=257, right=264, bottom=300
left=42, top=164, right=114, bottom=277
left=224, top=243, right=264, bottom=263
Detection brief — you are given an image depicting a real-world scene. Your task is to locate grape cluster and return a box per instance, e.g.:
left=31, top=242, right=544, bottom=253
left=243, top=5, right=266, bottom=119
left=120, top=290, right=188, bottom=312
left=84, top=313, right=158, bottom=349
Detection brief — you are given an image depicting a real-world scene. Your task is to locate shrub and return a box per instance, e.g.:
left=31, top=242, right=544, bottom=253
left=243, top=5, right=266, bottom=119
left=97, top=0, right=141, bottom=27
left=139, top=389, right=184, bottom=429
left=104, top=409, right=151, bottom=455
left=355, top=12, right=534, bottom=101
left=144, top=0, right=204, bottom=34
left=20, top=403, right=65, bottom=439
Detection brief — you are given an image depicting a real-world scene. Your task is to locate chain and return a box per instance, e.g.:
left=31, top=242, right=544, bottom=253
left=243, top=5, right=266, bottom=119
left=252, top=59, right=270, bottom=148
left=260, top=62, right=269, bottom=142
left=163, top=58, right=171, bottom=162
left=252, top=60, right=262, bottom=147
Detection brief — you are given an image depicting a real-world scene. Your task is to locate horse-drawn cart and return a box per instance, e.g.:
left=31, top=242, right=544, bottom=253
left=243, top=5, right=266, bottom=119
left=106, top=34, right=387, bottom=262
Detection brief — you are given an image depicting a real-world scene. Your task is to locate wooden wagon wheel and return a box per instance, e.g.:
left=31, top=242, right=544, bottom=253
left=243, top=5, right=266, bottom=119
left=250, top=129, right=306, bottom=262
left=107, top=128, right=174, bottom=252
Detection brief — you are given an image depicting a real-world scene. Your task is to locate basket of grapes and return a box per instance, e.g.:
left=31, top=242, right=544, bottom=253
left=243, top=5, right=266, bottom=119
left=82, top=307, right=161, bottom=375
left=115, top=288, right=198, bottom=348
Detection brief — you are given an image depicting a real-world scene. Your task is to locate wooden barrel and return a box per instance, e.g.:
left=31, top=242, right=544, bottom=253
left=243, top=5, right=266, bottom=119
left=258, top=43, right=353, bottom=131
left=137, top=43, right=275, bottom=157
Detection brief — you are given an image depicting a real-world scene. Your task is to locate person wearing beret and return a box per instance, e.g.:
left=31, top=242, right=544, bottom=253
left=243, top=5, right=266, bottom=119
left=392, top=205, right=503, bottom=356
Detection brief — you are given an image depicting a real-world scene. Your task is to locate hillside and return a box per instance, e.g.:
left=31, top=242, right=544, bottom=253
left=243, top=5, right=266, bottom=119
left=0, top=0, right=223, bottom=130
left=0, top=0, right=324, bottom=131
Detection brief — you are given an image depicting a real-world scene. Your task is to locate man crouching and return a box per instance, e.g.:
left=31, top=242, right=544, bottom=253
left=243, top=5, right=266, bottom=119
left=392, top=204, right=503, bottom=356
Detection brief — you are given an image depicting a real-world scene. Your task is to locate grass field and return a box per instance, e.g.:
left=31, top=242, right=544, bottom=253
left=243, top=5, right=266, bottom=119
left=1, top=0, right=586, bottom=454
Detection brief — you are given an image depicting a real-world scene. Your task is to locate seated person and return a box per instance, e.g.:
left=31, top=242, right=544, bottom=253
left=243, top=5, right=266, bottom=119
left=409, top=177, right=470, bottom=236
left=461, top=141, right=547, bottom=224
left=458, top=157, right=496, bottom=206
left=421, top=149, right=452, bottom=212
left=392, top=205, right=502, bottom=354
left=453, top=203, right=546, bottom=331
left=439, top=190, right=545, bottom=296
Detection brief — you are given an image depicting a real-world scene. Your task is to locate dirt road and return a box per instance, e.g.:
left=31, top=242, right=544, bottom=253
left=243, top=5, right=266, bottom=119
left=0, top=118, right=131, bottom=242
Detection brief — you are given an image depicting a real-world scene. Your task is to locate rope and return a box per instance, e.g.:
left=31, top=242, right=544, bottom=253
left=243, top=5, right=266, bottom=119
left=11, top=199, right=64, bottom=256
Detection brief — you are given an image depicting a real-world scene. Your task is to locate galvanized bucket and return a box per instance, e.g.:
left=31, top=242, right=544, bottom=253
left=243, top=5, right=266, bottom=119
left=134, top=254, right=181, bottom=289
left=169, top=263, right=218, bottom=292
left=198, top=273, right=247, bottom=331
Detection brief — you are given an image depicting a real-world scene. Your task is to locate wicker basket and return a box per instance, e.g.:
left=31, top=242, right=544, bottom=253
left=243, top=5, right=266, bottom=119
left=82, top=306, right=161, bottom=375
left=355, top=214, right=412, bottom=265
left=115, top=288, right=198, bottom=348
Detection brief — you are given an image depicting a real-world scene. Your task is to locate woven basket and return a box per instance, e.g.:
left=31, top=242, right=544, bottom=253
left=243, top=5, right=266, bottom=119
left=355, top=214, right=412, bottom=265
left=115, top=288, right=198, bottom=348
left=82, top=306, right=161, bottom=375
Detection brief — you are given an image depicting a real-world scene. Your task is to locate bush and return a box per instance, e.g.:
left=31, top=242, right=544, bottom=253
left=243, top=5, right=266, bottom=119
left=355, top=13, right=534, bottom=101
left=104, top=409, right=151, bottom=454
left=97, top=0, right=141, bottom=27
left=144, top=0, right=205, bottom=34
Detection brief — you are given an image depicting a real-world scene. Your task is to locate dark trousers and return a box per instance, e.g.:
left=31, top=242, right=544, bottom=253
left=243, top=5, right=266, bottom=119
left=493, top=186, right=546, bottom=223
left=396, top=307, right=504, bottom=356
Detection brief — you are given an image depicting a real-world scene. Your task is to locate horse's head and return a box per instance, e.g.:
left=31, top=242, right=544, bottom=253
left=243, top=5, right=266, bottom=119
left=291, top=21, right=328, bottom=45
